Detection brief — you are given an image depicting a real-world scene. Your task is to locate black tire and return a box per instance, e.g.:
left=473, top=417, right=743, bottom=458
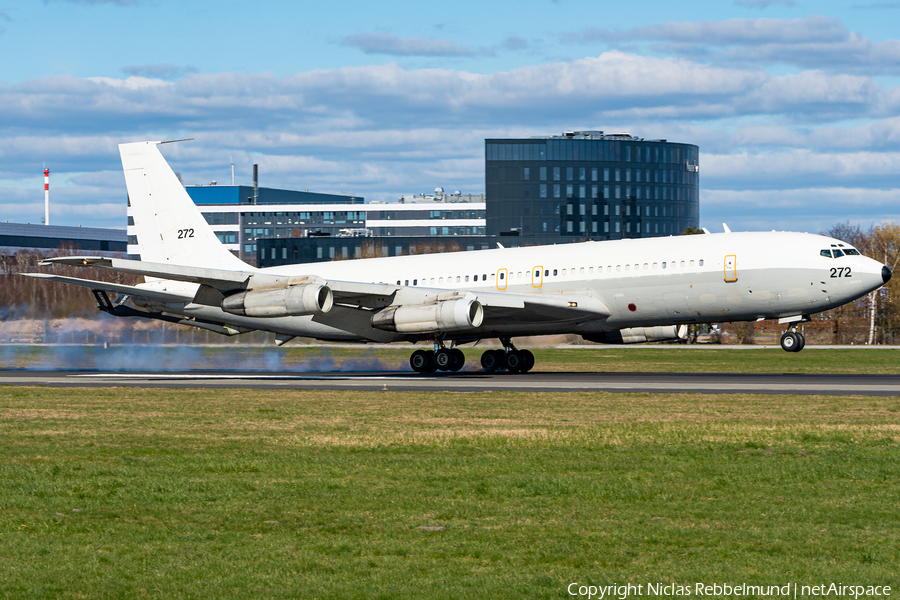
left=505, top=350, right=523, bottom=373
left=520, top=349, right=535, bottom=373
left=410, top=349, right=429, bottom=372
left=449, top=348, right=465, bottom=372
left=780, top=332, right=799, bottom=352
left=435, top=348, right=453, bottom=371
left=481, top=349, right=500, bottom=371
left=796, top=333, right=806, bottom=352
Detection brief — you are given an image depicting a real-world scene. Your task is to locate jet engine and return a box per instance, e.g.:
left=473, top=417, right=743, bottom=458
left=582, top=324, right=688, bottom=345
left=371, top=298, right=484, bottom=334
left=221, top=284, right=334, bottom=318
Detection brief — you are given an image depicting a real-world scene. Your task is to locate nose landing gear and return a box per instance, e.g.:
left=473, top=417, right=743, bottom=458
left=780, top=326, right=806, bottom=352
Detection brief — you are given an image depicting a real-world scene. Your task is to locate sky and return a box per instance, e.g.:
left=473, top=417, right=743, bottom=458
left=1, top=0, right=899, bottom=233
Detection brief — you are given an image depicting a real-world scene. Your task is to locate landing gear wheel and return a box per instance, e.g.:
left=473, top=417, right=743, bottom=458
left=520, top=349, right=535, bottom=373
left=410, top=349, right=437, bottom=373
left=780, top=332, right=801, bottom=352
left=410, top=350, right=428, bottom=372
left=481, top=349, right=502, bottom=372
left=505, top=350, right=524, bottom=373
left=449, top=348, right=465, bottom=372
left=435, top=348, right=453, bottom=371
left=796, top=333, right=806, bottom=352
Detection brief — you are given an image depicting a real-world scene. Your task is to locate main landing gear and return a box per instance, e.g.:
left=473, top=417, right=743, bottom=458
left=409, top=341, right=465, bottom=373
left=780, top=327, right=806, bottom=353
left=479, top=338, right=535, bottom=374
left=408, top=338, right=536, bottom=374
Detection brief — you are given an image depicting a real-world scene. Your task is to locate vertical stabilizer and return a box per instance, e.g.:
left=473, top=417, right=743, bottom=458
left=120, top=141, right=249, bottom=270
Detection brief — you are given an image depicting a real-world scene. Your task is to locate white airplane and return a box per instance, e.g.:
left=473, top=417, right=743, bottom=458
left=27, top=141, right=891, bottom=373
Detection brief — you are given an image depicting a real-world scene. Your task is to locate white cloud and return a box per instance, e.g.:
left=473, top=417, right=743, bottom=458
left=0, top=51, right=898, bottom=230
left=733, top=0, right=797, bottom=8
left=121, top=64, right=198, bottom=81
left=341, top=33, right=482, bottom=57
left=563, top=16, right=900, bottom=74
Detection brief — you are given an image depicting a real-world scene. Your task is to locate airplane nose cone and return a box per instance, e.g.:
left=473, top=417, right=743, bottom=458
left=883, top=265, right=892, bottom=284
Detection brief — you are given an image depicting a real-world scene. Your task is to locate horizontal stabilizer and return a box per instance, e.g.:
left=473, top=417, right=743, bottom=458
left=22, top=273, right=195, bottom=303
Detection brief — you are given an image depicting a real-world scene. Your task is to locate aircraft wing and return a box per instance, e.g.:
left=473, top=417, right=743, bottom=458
left=22, top=273, right=195, bottom=303
left=326, top=280, right=610, bottom=324
left=40, top=256, right=251, bottom=290
left=35, top=258, right=610, bottom=326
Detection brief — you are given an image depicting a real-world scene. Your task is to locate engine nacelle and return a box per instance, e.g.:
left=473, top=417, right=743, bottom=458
left=371, top=299, right=484, bottom=334
left=583, top=324, right=688, bottom=345
left=221, top=284, right=334, bottom=318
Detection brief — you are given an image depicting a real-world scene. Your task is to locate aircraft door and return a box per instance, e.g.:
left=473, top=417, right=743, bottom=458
left=532, top=266, right=543, bottom=288
left=724, top=255, right=737, bottom=282
left=497, top=268, right=508, bottom=290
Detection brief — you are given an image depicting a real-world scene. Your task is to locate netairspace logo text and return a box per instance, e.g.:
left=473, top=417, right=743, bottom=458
left=567, top=582, right=892, bottom=599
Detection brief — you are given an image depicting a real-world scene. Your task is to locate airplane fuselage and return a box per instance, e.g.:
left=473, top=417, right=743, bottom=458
left=141, top=230, right=886, bottom=343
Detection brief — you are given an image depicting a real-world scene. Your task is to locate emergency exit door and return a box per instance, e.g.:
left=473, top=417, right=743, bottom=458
left=532, top=266, right=543, bottom=288
left=724, top=255, right=737, bottom=282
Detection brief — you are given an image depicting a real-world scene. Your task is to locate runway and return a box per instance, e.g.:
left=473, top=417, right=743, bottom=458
left=1, top=369, right=898, bottom=396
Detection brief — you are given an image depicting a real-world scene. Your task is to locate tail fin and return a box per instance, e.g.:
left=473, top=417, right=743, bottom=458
left=120, top=141, right=249, bottom=270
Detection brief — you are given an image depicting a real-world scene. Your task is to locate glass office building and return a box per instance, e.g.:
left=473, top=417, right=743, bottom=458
left=485, top=131, right=699, bottom=242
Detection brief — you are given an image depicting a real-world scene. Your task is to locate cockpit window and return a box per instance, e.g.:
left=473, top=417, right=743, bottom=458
left=844, top=248, right=861, bottom=256
left=832, top=249, right=845, bottom=258
left=820, top=249, right=832, bottom=258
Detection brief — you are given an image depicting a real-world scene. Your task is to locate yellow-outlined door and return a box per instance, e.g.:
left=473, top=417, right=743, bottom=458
left=532, top=265, right=543, bottom=288
left=724, top=255, right=737, bottom=282
left=497, top=268, right=508, bottom=290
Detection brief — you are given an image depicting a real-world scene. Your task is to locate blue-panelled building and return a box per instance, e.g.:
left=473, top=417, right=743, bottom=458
left=485, top=131, right=699, bottom=242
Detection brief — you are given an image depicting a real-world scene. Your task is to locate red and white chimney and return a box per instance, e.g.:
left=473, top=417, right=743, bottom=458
left=44, top=168, right=50, bottom=226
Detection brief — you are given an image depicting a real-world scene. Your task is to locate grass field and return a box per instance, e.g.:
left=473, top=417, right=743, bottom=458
left=1, top=344, right=899, bottom=374
left=1, top=387, right=898, bottom=599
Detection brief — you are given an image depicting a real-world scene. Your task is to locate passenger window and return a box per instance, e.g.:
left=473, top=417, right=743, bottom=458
left=653, top=263, right=657, bottom=269
left=553, top=269, right=558, bottom=276
left=397, top=280, right=401, bottom=285
left=689, top=260, right=694, bottom=267
left=465, top=275, right=469, bottom=282
left=482, top=274, right=487, bottom=281
left=589, top=267, right=594, bottom=274
left=456, top=276, right=460, bottom=283
left=405, top=279, right=409, bottom=285
left=489, top=274, right=494, bottom=282
left=544, top=269, right=549, bottom=276
left=413, top=279, right=418, bottom=285
left=643, top=263, right=648, bottom=270
left=699, top=259, right=704, bottom=266
left=833, top=249, right=845, bottom=258
left=500, top=272, right=505, bottom=280
left=616, top=265, right=621, bottom=272
left=580, top=267, right=585, bottom=274
left=662, top=262, right=667, bottom=269
left=562, top=269, right=567, bottom=276
left=430, top=278, right=434, bottom=284
left=820, top=249, right=832, bottom=258
left=680, top=261, right=685, bottom=267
